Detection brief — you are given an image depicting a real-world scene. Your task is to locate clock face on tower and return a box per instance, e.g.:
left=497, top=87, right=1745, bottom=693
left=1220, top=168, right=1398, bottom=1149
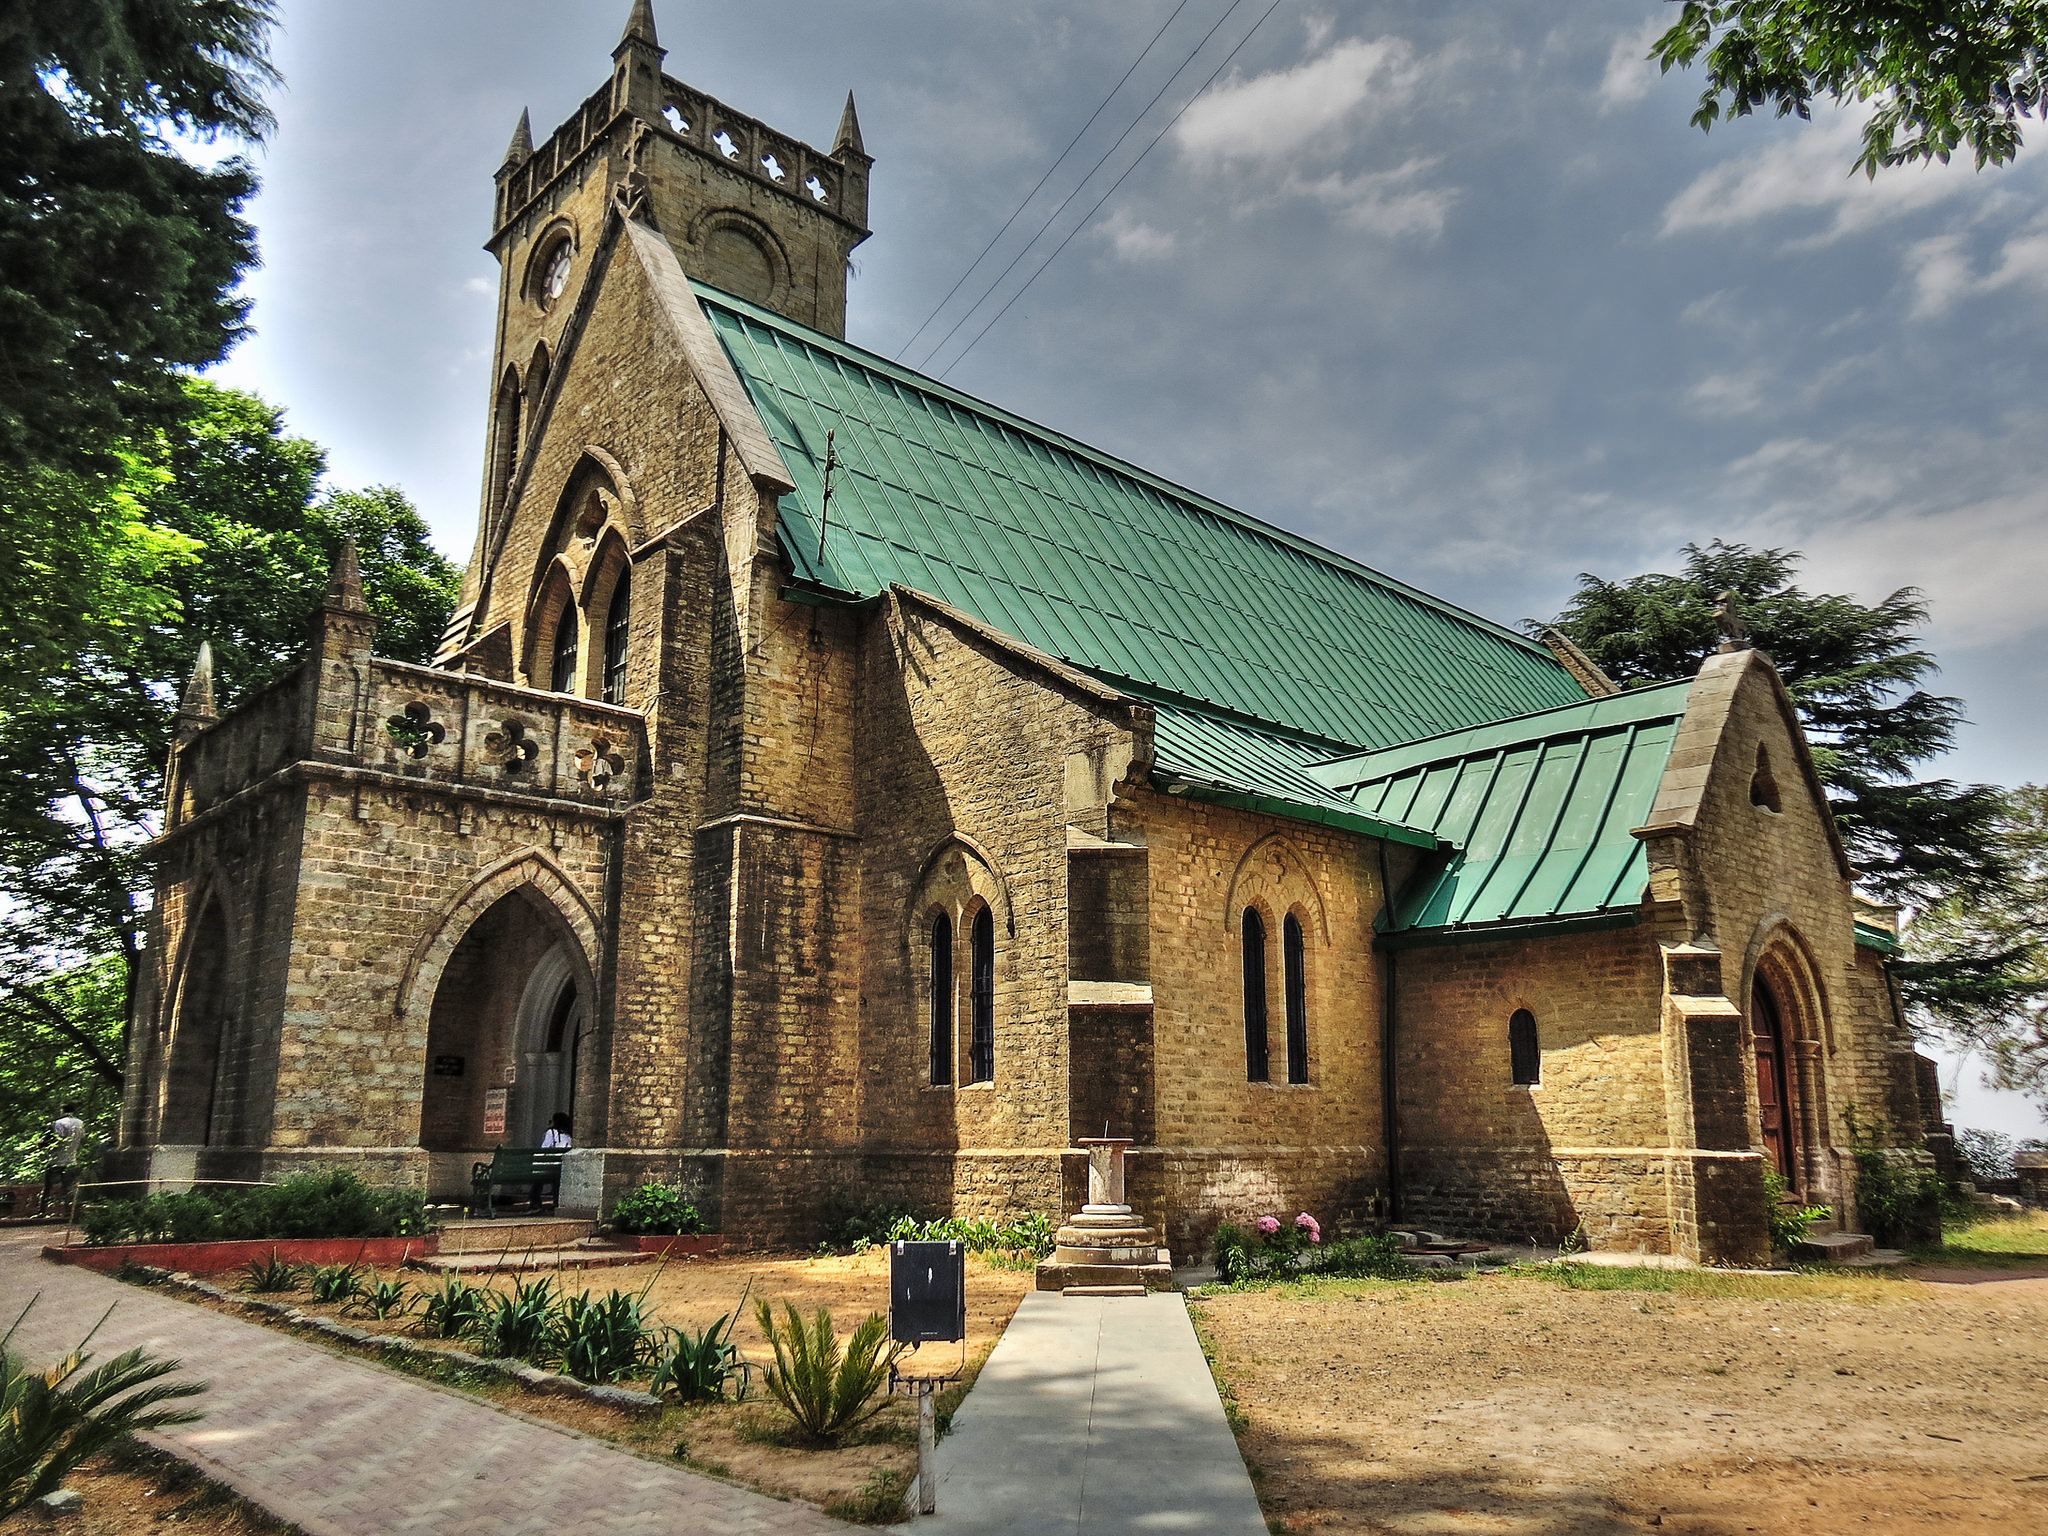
left=540, top=241, right=573, bottom=309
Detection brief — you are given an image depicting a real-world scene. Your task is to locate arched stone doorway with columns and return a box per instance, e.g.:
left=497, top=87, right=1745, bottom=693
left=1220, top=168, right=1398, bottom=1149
left=415, top=887, right=595, bottom=1201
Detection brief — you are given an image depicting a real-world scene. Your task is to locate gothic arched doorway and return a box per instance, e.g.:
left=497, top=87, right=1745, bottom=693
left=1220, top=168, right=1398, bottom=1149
left=161, top=896, right=230, bottom=1144
left=1752, top=979, right=1798, bottom=1189
left=418, top=890, right=589, bottom=1163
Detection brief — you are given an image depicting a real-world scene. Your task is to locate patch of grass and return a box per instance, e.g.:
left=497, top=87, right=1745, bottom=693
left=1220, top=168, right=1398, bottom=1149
left=1516, top=1262, right=1899, bottom=1301
left=823, top=1464, right=912, bottom=1524
left=1911, top=1211, right=2048, bottom=1262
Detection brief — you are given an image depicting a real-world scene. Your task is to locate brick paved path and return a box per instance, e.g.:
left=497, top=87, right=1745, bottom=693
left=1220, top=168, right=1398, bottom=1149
left=1, top=1232, right=845, bottom=1536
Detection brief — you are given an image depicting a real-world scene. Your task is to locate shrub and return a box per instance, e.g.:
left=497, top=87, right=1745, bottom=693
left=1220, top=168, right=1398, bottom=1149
left=1294, top=1233, right=1413, bottom=1281
left=607, top=1183, right=707, bottom=1236
left=307, top=1263, right=366, bottom=1306
left=77, top=1173, right=431, bottom=1247
left=1762, top=1168, right=1833, bottom=1254
left=553, top=1288, right=654, bottom=1383
left=242, top=1250, right=302, bottom=1294
left=473, top=1277, right=559, bottom=1362
left=816, top=1197, right=919, bottom=1255
left=1842, top=1105, right=1941, bottom=1247
left=417, top=1276, right=491, bottom=1340
left=882, top=1212, right=1058, bottom=1268
left=0, top=1327, right=207, bottom=1519
left=650, top=1310, right=746, bottom=1402
left=753, top=1300, right=902, bottom=1444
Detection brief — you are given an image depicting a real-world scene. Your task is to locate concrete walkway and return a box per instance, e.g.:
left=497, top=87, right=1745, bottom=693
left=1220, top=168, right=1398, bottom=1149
left=1, top=1231, right=842, bottom=1536
left=922, top=1292, right=1265, bottom=1536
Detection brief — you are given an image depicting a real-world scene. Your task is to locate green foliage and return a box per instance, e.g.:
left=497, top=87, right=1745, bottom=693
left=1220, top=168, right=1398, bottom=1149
left=78, top=1172, right=431, bottom=1246
left=0, top=957, right=126, bottom=1182
left=607, top=1183, right=708, bottom=1236
left=752, top=1300, right=902, bottom=1445
left=823, top=1465, right=913, bottom=1525
left=0, top=1, right=275, bottom=476
left=1761, top=1168, right=1832, bottom=1253
left=881, top=1212, right=1057, bottom=1267
left=1902, top=785, right=2048, bottom=1111
left=1651, top=1, right=2048, bottom=175
left=416, top=1276, right=491, bottom=1341
left=816, top=1197, right=919, bottom=1254
left=650, top=1310, right=748, bottom=1403
left=472, top=1277, right=559, bottom=1363
left=1842, top=1107, right=1943, bottom=1246
left=552, top=1288, right=654, bottom=1384
left=306, top=1264, right=365, bottom=1306
left=1213, top=1221, right=1412, bottom=1284
left=241, top=1250, right=300, bottom=1294
left=355, top=1279, right=413, bottom=1322
left=0, top=1320, right=208, bottom=1519
left=1544, top=540, right=2002, bottom=909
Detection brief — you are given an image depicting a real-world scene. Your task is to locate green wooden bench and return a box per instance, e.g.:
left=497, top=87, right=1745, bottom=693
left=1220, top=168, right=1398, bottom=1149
left=470, top=1148, right=565, bottom=1218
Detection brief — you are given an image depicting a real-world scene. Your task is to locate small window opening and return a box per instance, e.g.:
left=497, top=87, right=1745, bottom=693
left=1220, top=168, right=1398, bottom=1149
left=929, top=913, right=953, bottom=1086
left=803, top=173, right=830, bottom=204
left=1243, top=909, right=1269, bottom=1083
left=760, top=152, right=787, bottom=182
left=968, top=907, right=994, bottom=1084
left=1750, top=745, right=1783, bottom=813
left=662, top=104, right=687, bottom=134
left=1283, top=914, right=1308, bottom=1084
left=550, top=604, right=580, bottom=694
left=1509, top=1009, right=1540, bottom=1086
left=602, top=572, right=630, bottom=705
left=712, top=129, right=739, bottom=159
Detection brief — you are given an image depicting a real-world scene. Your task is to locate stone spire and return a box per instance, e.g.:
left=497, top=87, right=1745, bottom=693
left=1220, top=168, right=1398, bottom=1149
left=174, top=641, right=218, bottom=743
left=621, top=0, right=659, bottom=47
left=502, top=107, right=533, bottom=167
left=323, top=539, right=369, bottom=614
left=833, top=91, right=865, bottom=158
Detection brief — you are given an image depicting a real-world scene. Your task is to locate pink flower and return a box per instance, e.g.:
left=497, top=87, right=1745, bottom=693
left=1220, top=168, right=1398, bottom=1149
left=1255, top=1215, right=1281, bottom=1236
left=1295, top=1213, right=1322, bottom=1243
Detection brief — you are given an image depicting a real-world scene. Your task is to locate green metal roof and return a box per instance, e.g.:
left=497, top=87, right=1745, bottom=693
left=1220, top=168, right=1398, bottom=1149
left=698, top=283, right=1586, bottom=757
left=1853, top=921, right=1901, bottom=956
left=1317, top=680, right=1694, bottom=934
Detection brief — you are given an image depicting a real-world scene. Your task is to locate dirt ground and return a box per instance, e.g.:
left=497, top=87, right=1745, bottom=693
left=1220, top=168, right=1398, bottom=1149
left=143, top=1246, right=1033, bottom=1519
left=1191, top=1227, right=2048, bottom=1536
left=0, top=1443, right=292, bottom=1536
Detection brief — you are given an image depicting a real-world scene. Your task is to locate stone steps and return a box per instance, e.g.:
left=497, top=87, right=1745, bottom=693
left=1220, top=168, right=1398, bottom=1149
left=1791, top=1232, right=1875, bottom=1262
left=415, top=1241, right=650, bottom=1274
left=436, top=1217, right=598, bottom=1254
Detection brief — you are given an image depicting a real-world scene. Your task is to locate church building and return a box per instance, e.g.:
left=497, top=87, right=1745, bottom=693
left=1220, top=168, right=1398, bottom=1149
left=114, top=3, right=1939, bottom=1264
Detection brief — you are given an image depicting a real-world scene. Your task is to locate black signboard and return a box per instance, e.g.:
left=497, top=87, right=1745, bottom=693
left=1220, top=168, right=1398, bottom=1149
left=890, top=1240, right=966, bottom=1345
left=431, top=1055, right=465, bottom=1077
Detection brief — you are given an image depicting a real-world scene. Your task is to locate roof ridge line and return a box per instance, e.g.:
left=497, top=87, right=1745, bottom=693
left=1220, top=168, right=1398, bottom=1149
left=1090, top=672, right=1365, bottom=756
left=690, top=278, right=1562, bottom=660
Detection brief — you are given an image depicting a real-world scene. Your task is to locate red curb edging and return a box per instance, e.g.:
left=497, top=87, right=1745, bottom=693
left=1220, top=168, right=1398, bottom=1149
left=44, top=1235, right=439, bottom=1274
left=629, top=1233, right=724, bottom=1257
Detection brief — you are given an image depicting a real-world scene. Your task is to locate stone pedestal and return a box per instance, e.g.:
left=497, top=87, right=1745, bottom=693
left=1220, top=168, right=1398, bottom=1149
left=1035, top=1138, right=1173, bottom=1293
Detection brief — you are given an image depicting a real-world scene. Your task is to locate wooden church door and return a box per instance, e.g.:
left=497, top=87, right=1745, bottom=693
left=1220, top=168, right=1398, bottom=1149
left=1753, top=983, right=1797, bottom=1187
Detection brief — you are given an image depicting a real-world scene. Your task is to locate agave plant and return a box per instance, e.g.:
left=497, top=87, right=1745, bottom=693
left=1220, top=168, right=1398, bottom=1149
left=472, top=1276, right=559, bottom=1362
left=242, top=1250, right=301, bottom=1294
left=416, top=1275, right=491, bottom=1340
left=354, top=1279, right=414, bottom=1321
left=753, top=1300, right=902, bottom=1444
left=553, top=1288, right=653, bottom=1384
left=1, top=1304, right=208, bottom=1520
left=307, top=1263, right=366, bottom=1306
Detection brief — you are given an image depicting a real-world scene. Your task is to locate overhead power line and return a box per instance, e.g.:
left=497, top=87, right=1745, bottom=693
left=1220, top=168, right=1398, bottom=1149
left=895, top=0, right=1199, bottom=363
left=909, top=0, right=1260, bottom=374
left=933, top=0, right=1288, bottom=379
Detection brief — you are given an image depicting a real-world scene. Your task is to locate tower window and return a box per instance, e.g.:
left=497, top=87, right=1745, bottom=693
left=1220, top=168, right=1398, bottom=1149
left=929, top=913, right=953, bottom=1087
left=602, top=572, right=630, bottom=704
left=968, top=906, right=994, bottom=1084
left=550, top=605, right=580, bottom=694
left=1243, top=909, right=1269, bottom=1083
left=1283, top=914, right=1308, bottom=1085
left=539, top=240, right=573, bottom=311
left=1510, top=1009, right=1540, bottom=1086
left=1750, top=744, right=1783, bottom=813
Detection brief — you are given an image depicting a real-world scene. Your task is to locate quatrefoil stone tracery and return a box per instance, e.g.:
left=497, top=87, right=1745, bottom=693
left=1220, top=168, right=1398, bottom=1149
left=483, top=719, right=541, bottom=773
left=575, top=736, right=626, bottom=791
left=384, top=701, right=445, bottom=760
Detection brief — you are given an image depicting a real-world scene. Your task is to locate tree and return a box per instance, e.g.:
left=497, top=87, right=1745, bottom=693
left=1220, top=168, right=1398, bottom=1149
left=1903, top=784, right=2048, bottom=1112
left=0, top=382, right=459, bottom=1165
left=1651, top=1, right=2048, bottom=175
left=1543, top=539, right=2006, bottom=906
left=0, top=0, right=276, bottom=473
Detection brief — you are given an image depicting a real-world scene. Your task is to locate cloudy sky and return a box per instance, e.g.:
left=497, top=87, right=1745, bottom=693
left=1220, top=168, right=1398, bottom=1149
left=206, top=0, right=2046, bottom=1133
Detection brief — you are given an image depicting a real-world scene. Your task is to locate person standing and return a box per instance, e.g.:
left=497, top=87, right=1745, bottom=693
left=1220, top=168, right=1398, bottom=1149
left=40, top=1104, right=86, bottom=1217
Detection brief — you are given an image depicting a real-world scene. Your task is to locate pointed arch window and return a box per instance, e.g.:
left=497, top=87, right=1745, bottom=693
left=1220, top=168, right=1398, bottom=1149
left=1510, top=1009, right=1540, bottom=1086
left=968, top=906, right=994, bottom=1084
left=602, top=571, right=631, bottom=704
left=929, top=913, right=953, bottom=1086
left=1283, top=914, right=1308, bottom=1084
left=550, top=604, right=580, bottom=694
left=1243, top=909, right=1269, bottom=1083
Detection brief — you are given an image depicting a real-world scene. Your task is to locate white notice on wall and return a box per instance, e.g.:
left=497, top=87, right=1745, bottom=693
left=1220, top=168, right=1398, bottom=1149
left=483, top=1088, right=508, bottom=1138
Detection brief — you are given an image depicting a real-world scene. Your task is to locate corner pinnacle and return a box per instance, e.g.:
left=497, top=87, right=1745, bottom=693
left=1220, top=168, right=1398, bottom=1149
left=503, top=108, right=533, bottom=167
left=324, top=540, right=369, bottom=614
left=621, top=0, right=659, bottom=47
left=833, top=91, right=865, bottom=157
left=179, top=641, right=217, bottom=721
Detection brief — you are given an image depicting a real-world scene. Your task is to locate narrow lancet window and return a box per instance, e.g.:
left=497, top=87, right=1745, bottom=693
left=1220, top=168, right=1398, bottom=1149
left=1283, top=913, right=1308, bottom=1084
left=969, top=906, right=994, bottom=1084
left=1243, top=909, right=1269, bottom=1082
left=1510, top=1009, right=1540, bottom=1086
left=602, top=572, right=630, bottom=704
left=550, top=605, right=580, bottom=694
left=929, top=913, right=953, bottom=1086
